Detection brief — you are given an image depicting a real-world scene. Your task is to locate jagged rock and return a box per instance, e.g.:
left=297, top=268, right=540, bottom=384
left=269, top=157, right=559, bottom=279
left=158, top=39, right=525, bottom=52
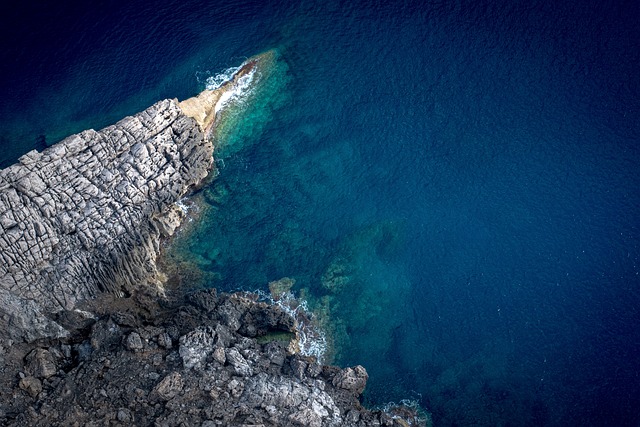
left=153, top=372, right=184, bottom=401
left=25, top=348, right=57, bottom=379
left=227, top=378, right=245, bottom=397
left=179, top=326, right=216, bottom=369
left=212, top=347, right=226, bottom=364
left=111, top=312, right=138, bottom=328
left=158, top=332, right=173, bottom=349
left=187, top=288, right=218, bottom=313
left=307, top=361, right=323, bottom=378
left=125, top=332, right=144, bottom=351
left=226, top=347, right=254, bottom=377
left=332, top=365, right=368, bottom=395
left=242, top=372, right=342, bottom=427
left=264, top=341, right=286, bottom=367
left=240, top=302, right=296, bottom=337
left=18, top=376, right=42, bottom=397
left=0, top=288, right=426, bottom=427
left=218, top=296, right=249, bottom=332
left=117, top=408, right=134, bottom=423
left=215, top=323, right=235, bottom=348
left=291, top=358, right=308, bottom=380
left=89, top=318, right=121, bottom=351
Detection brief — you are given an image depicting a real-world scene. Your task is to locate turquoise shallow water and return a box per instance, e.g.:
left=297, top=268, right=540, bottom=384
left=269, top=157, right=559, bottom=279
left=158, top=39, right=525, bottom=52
left=2, top=0, right=640, bottom=425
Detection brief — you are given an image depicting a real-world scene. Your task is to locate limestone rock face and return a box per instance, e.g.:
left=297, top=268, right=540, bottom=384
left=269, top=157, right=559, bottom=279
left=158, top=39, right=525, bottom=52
left=0, top=99, right=214, bottom=343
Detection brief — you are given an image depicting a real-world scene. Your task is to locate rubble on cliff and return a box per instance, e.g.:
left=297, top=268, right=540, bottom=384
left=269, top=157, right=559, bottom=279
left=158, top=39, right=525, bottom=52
left=0, top=288, right=425, bottom=426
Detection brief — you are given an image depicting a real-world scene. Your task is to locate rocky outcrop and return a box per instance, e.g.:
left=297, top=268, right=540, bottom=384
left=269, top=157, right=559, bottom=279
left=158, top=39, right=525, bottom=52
left=0, top=98, right=213, bottom=344
left=0, top=51, right=272, bottom=346
left=0, top=50, right=428, bottom=426
left=0, top=289, right=424, bottom=426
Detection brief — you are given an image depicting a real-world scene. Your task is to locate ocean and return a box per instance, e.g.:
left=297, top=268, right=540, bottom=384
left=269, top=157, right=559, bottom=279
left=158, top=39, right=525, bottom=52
left=1, top=0, right=639, bottom=425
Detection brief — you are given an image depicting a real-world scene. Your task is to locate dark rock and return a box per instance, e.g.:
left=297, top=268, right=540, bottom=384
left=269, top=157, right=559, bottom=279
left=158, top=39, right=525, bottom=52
left=217, top=296, right=248, bottom=332
left=111, top=312, right=138, bottom=328
left=179, top=326, right=216, bottom=369
left=158, top=332, right=173, bottom=349
left=117, top=407, right=134, bottom=422
left=291, top=358, right=308, bottom=380
left=215, top=323, right=235, bottom=348
left=25, top=348, right=57, bottom=379
left=19, top=376, right=42, bottom=397
left=0, top=289, right=425, bottom=426
left=153, top=372, right=184, bottom=401
left=187, top=288, right=218, bottom=312
left=263, top=341, right=286, bottom=367
left=227, top=378, right=245, bottom=398
left=74, top=340, right=93, bottom=362
left=212, top=347, right=226, bottom=364
left=307, top=360, right=323, bottom=378
left=332, top=365, right=369, bottom=395
left=125, top=332, right=144, bottom=351
left=90, top=318, right=121, bottom=351
left=226, top=347, right=254, bottom=377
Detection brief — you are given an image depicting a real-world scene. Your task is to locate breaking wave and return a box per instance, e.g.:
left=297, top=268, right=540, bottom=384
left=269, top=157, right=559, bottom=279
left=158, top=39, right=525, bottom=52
left=214, top=67, right=256, bottom=114
left=203, top=65, right=242, bottom=90
left=251, top=289, right=328, bottom=363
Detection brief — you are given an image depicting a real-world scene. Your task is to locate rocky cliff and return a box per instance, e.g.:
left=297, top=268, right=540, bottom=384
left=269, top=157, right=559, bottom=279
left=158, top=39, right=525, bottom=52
left=0, top=53, right=427, bottom=426
left=0, top=98, right=214, bottom=343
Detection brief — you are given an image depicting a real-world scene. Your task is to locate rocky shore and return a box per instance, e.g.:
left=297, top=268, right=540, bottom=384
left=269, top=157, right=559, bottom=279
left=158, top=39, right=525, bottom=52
left=1, top=287, right=424, bottom=426
left=0, top=54, right=426, bottom=426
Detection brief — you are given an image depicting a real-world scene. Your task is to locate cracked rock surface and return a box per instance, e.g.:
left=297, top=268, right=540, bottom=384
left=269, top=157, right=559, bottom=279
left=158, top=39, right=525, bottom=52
left=0, top=99, right=213, bottom=344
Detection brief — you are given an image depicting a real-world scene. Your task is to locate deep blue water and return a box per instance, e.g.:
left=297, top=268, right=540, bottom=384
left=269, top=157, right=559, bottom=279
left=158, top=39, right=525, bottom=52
left=2, top=0, right=639, bottom=425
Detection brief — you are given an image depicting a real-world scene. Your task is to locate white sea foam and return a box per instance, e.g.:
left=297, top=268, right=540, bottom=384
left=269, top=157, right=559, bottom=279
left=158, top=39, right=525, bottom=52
left=214, top=67, right=257, bottom=114
left=375, top=398, right=428, bottom=426
left=176, top=198, right=198, bottom=222
left=251, top=289, right=328, bottom=363
left=204, top=65, right=241, bottom=91
left=176, top=198, right=190, bottom=214
left=201, top=61, right=258, bottom=116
